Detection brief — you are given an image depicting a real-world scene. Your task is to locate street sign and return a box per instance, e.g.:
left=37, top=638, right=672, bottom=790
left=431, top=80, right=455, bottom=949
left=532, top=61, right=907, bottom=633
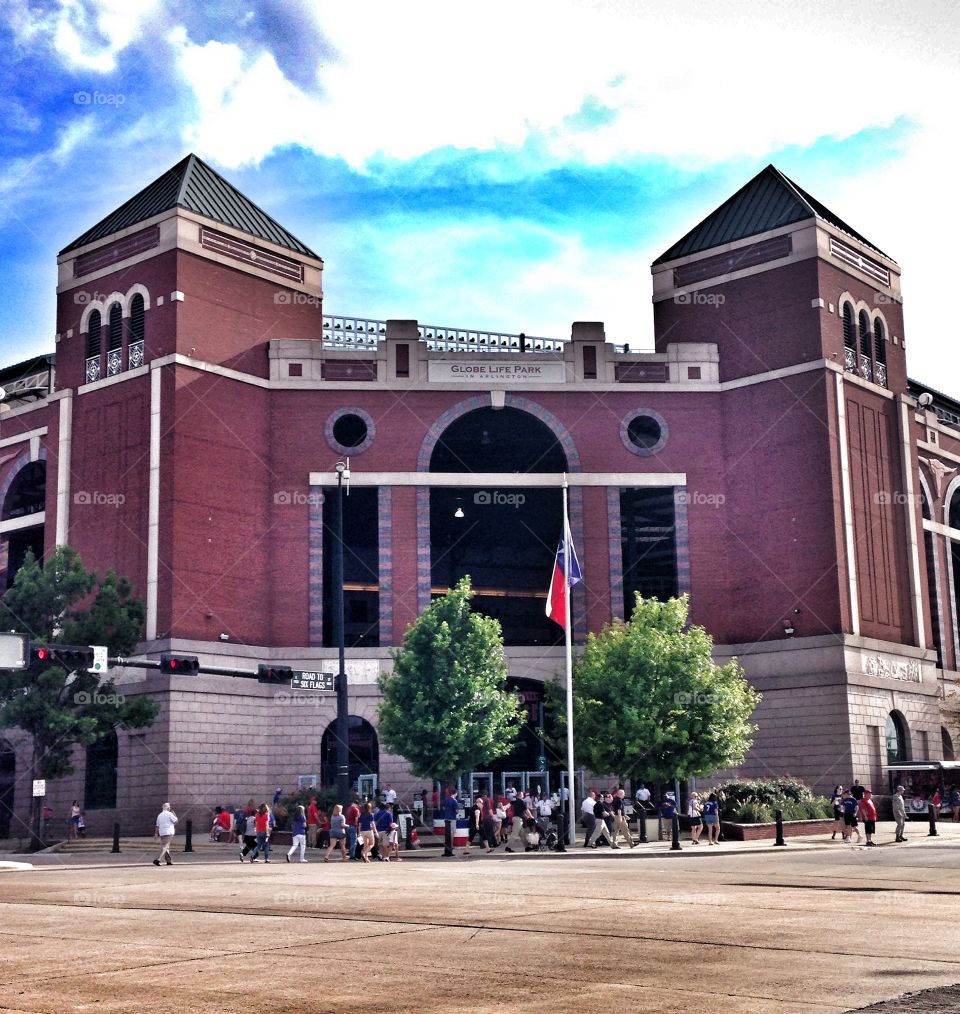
left=291, top=670, right=335, bottom=691
left=33, top=780, right=46, bottom=797
left=537, top=756, right=547, bottom=772
left=88, top=645, right=108, bottom=673
left=0, top=632, right=28, bottom=670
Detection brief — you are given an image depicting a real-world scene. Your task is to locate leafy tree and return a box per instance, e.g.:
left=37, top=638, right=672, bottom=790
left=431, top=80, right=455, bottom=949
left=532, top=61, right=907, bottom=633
left=377, top=577, right=520, bottom=789
left=0, top=547, right=158, bottom=849
left=567, top=594, right=760, bottom=784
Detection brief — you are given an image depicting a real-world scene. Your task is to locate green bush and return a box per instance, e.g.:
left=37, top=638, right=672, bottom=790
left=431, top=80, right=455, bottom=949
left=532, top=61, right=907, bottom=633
left=712, top=777, right=831, bottom=823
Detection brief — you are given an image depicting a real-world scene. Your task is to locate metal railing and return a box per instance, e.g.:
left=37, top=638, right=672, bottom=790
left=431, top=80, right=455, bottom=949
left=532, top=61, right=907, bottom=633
left=322, top=315, right=565, bottom=353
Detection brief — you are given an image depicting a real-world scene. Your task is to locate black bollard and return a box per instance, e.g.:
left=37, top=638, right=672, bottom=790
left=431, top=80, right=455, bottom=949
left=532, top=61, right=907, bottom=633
left=671, top=813, right=682, bottom=851
left=443, top=819, right=453, bottom=856
left=638, top=807, right=648, bottom=844
left=928, top=806, right=939, bottom=837
left=774, top=809, right=787, bottom=847
left=405, top=815, right=414, bottom=851
left=184, top=819, right=193, bottom=853
left=111, top=822, right=121, bottom=854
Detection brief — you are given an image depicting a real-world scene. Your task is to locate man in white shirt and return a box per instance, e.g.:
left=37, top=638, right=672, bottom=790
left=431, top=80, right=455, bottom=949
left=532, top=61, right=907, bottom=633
left=581, top=790, right=601, bottom=847
left=635, top=784, right=652, bottom=810
left=384, top=784, right=397, bottom=805
left=154, top=802, right=178, bottom=866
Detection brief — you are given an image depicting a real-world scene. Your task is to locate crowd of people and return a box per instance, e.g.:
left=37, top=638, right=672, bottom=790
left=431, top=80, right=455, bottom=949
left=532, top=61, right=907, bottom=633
left=831, top=780, right=898, bottom=845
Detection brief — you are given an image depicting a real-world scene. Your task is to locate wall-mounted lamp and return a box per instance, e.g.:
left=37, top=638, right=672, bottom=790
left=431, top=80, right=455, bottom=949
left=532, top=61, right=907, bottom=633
left=782, top=619, right=795, bottom=637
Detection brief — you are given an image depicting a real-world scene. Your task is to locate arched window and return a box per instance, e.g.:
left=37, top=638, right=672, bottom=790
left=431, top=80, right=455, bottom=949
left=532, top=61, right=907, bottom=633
left=129, top=293, right=145, bottom=368
left=841, top=303, right=856, bottom=373
left=886, top=712, right=908, bottom=764
left=85, top=729, right=118, bottom=809
left=107, top=303, right=123, bottom=377
left=0, top=737, right=14, bottom=839
left=873, top=318, right=887, bottom=387
left=86, top=310, right=102, bottom=382
left=950, top=489, right=960, bottom=531
left=858, top=310, right=873, bottom=383
left=1, top=460, right=45, bottom=589
left=320, top=716, right=378, bottom=788
left=943, top=727, right=956, bottom=762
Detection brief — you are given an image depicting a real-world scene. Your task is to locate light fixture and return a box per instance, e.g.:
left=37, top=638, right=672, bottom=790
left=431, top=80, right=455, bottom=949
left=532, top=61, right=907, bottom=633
left=454, top=502, right=465, bottom=519
left=782, top=619, right=795, bottom=637
left=218, top=632, right=230, bottom=642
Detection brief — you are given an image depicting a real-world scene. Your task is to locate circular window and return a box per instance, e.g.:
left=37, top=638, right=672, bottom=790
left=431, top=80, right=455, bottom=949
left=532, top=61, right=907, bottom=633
left=620, top=409, right=668, bottom=457
left=325, top=408, right=376, bottom=456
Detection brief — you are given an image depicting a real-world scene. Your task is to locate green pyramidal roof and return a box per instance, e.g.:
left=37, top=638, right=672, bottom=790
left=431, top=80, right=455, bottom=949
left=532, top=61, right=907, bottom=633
left=654, top=164, right=892, bottom=265
left=60, top=153, right=320, bottom=259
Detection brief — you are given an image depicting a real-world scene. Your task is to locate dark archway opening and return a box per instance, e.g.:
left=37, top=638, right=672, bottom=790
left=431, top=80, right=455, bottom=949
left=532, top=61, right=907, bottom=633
left=0, top=739, right=14, bottom=838
left=2, top=461, right=46, bottom=589
left=430, top=408, right=568, bottom=646
left=85, top=730, right=118, bottom=810
left=321, top=716, right=378, bottom=789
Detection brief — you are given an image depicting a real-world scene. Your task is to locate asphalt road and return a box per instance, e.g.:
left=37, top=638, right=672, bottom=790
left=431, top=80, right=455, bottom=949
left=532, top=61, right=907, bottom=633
left=1, top=826, right=958, bottom=1013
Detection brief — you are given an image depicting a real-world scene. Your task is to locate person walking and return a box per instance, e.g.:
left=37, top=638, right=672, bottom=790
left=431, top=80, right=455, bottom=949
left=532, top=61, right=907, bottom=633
left=153, top=802, right=178, bottom=866
left=701, top=794, right=720, bottom=844
left=307, top=796, right=320, bottom=849
left=581, top=790, right=601, bottom=847
left=506, top=796, right=526, bottom=853
left=687, top=792, right=703, bottom=844
left=442, top=789, right=461, bottom=858
left=892, top=785, right=908, bottom=842
left=69, top=801, right=81, bottom=842
left=950, top=785, right=960, bottom=823
left=480, top=795, right=503, bottom=855
left=345, top=798, right=361, bottom=860
left=659, top=794, right=677, bottom=843
left=248, top=803, right=272, bottom=863
left=324, top=804, right=349, bottom=862
left=841, top=789, right=862, bottom=844
left=287, top=804, right=308, bottom=862
left=374, top=801, right=394, bottom=860
left=859, top=789, right=878, bottom=846
left=830, top=785, right=844, bottom=840
left=239, top=810, right=257, bottom=861
left=358, top=802, right=377, bottom=862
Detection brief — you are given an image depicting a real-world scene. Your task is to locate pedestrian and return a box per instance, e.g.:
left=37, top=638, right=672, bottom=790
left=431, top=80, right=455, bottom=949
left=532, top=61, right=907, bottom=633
left=599, top=793, right=617, bottom=845
left=374, top=800, right=394, bottom=860
left=69, top=800, right=81, bottom=841
left=345, top=797, right=361, bottom=860
left=930, top=788, right=942, bottom=821
left=442, top=788, right=461, bottom=858
left=480, top=795, right=502, bottom=855
left=611, top=788, right=635, bottom=848
left=358, top=802, right=377, bottom=862
left=153, top=802, right=178, bottom=866
left=659, top=794, right=677, bottom=843
left=239, top=810, right=257, bottom=861
left=591, top=792, right=613, bottom=847
left=841, top=789, right=862, bottom=844
left=859, top=789, right=877, bottom=846
left=286, top=804, right=308, bottom=862
left=581, top=790, right=600, bottom=847
left=687, top=792, right=703, bottom=844
left=248, top=803, right=272, bottom=862
left=506, top=796, right=526, bottom=853
left=830, top=785, right=844, bottom=840
left=471, top=793, right=484, bottom=846
left=951, top=785, right=960, bottom=823
left=850, top=779, right=865, bottom=803
left=701, top=793, right=720, bottom=844
left=892, top=785, right=908, bottom=842
left=77, top=810, right=86, bottom=838
left=307, top=796, right=320, bottom=848
left=635, top=782, right=653, bottom=813
left=316, top=805, right=330, bottom=850
left=384, top=783, right=397, bottom=805
left=324, top=804, right=348, bottom=862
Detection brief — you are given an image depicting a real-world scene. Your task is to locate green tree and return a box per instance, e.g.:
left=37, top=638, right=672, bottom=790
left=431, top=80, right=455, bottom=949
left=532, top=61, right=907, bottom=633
left=0, top=547, right=159, bottom=849
left=377, top=576, right=520, bottom=789
left=568, top=594, right=760, bottom=784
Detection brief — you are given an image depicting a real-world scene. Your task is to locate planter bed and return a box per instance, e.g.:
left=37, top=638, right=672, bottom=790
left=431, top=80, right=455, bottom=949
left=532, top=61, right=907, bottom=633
left=720, top=819, right=835, bottom=841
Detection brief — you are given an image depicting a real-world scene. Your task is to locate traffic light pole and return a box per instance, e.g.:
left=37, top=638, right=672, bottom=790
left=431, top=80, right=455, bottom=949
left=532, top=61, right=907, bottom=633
left=333, top=462, right=350, bottom=807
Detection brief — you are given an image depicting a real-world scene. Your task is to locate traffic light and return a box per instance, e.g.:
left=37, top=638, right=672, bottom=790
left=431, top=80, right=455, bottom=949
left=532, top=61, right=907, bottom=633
left=51, top=645, right=95, bottom=671
left=159, top=653, right=200, bottom=675
left=29, top=643, right=53, bottom=669
left=258, top=664, right=292, bottom=684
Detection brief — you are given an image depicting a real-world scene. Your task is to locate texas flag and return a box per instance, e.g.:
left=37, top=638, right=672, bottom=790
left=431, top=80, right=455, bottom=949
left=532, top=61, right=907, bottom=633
left=546, top=519, right=582, bottom=629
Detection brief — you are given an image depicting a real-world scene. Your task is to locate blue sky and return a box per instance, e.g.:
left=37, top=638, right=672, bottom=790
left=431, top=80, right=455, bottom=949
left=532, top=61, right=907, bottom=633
left=2, top=0, right=959, bottom=387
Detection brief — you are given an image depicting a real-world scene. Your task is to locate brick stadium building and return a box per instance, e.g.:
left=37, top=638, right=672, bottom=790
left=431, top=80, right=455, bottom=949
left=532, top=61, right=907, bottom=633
left=1, top=156, right=957, bottom=835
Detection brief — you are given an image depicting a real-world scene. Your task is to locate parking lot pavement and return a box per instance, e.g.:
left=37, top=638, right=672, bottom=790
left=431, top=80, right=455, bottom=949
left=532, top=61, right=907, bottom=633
left=1, top=821, right=958, bottom=1013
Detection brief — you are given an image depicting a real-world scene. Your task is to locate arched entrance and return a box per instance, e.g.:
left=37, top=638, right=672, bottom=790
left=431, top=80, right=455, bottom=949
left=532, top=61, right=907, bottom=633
left=429, top=407, right=567, bottom=645
left=2, top=460, right=45, bottom=589
left=320, top=716, right=378, bottom=789
left=0, top=738, right=13, bottom=839
left=85, top=730, right=118, bottom=810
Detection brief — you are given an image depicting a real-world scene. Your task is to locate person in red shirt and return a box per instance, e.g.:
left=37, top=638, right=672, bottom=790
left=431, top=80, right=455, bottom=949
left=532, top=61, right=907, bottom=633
left=248, top=804, right=272, bottom=862
left=344, top=799, right=361, bottom=860
left=307, top=797, right=320, bottom=849
left=859, top=789, right=878, bottom=847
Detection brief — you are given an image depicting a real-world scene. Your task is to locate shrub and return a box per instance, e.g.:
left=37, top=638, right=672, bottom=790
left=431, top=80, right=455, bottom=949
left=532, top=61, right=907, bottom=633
left=712, top=777, right=831, bottom=823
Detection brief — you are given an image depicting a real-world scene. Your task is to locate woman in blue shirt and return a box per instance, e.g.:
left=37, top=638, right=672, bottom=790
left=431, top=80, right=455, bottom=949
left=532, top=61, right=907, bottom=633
left=286, top=804, right=308, bottom=863
left=358, top=802, right=377, bottom=863
left=701, top=794, right=720, bottom=845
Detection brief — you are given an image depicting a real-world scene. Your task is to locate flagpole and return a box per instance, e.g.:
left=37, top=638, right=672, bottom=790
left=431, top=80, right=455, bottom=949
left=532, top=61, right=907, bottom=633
left=562, top=475, right=576, bottom=849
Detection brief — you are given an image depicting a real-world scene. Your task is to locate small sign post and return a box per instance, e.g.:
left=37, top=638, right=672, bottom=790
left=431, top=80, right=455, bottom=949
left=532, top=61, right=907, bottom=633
left=291, top=670, right=335, bottom=692
left=88, top=645, right=108, bottom=673
left=33, top=780, right=46, bottom=798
